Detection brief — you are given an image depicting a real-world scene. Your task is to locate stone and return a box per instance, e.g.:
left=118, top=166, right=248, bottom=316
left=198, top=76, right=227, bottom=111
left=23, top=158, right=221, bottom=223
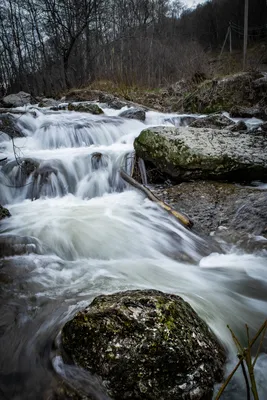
left=230, top=106, right=267, bottom=121
left=68, top=103, right=104, bottom=115
left=183, top=72, right=267, bottom=114
left=0, top=235, right=42, bottom=257
left=119, top=107, right=146, bottom=121
left=0, top=114, right=24, bottom=138
left=189, top=114, right=233, bottom=129
left=134, top=126, right=267, bottom=182
left=38, top=98, right=59, bottom=108
left=152, top=181, right=267, bottom=240
left=0, top=205, right=11, bottom=221
left=62, top=289, right=225, bottom=400
left=2, top=91, right=33, bottom=108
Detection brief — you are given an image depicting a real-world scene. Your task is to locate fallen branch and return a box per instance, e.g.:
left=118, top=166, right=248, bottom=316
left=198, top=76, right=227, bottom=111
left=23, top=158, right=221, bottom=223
left=120, top=169, right=193, bottom=228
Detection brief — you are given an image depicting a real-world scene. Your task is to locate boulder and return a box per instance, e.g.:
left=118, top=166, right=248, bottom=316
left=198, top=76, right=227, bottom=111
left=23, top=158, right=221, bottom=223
left=152, top=181, right=267, bottom=239
left=119, top=107, right=146, bottom=121
left=134, top=126, right=267, bottom=182
left=230, top=105, right=267, bottom=121
left=0, top=114, right=24, bottom=138
left=189, top=114, right=234, bottom=129
left=2, top=91, right=33, bottom=108
left=68, top=103, right=104, bottom=115
left=183, top=72, right=267, bottom=114
left=99, top=92, right=127, bottom=109
left=0, top=205, right=11, bottom=221
left=164, top=115, right=196, bottom=127
left=62, top=289, right=225, bottom=400
left=38, top=98, right=59, bottom=108
left=0, top=235, right=42, bottom=257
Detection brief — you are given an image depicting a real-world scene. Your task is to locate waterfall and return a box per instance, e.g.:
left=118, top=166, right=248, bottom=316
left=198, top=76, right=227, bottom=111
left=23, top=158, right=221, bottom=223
left=0, top=105, right=266, bottom=400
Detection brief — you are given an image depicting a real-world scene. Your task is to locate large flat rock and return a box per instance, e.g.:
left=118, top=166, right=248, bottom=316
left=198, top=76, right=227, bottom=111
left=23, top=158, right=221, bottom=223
left=134, top=126, right=267, bottom=182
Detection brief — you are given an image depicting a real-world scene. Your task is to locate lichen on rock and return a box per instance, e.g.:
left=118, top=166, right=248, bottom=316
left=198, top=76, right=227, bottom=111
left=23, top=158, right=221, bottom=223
left=62, top=289, right=226, bottom=400
left=134, top=126, right=267, bottom=183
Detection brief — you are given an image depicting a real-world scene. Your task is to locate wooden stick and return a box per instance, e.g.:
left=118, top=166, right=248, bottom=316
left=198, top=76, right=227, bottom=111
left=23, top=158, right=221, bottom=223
left=120, top=169, right=193, bottom=228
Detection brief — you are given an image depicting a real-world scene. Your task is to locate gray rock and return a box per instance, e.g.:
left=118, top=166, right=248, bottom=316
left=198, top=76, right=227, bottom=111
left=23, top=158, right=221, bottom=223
left=0, top=114, right=24, bottom=138
left=62, top=289, right=225, bottom=400
left=68, top=103, right=104, bottom=115
left=0, top=235, right=42, bottom=257
left=38, top=98, right=58, bottom=108
left=119, top=107, right=146, bottom=121
left=190, top=114, right=233, bottom=129
left=152, top=181, right=267, bottom=240
left=230, top=105, right=267, bottom=121
left=134, top=126, right=267, bottom=182
left=2, top=91, right=33, bottom=108
left=0, top=205, right=11, bottom=221
left=163, top=115, right=196, bottom=127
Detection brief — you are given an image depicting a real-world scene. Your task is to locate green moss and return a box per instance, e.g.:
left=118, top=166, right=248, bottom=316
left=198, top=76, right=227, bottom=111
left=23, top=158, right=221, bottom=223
left=0, top=205, right=11, bottom=220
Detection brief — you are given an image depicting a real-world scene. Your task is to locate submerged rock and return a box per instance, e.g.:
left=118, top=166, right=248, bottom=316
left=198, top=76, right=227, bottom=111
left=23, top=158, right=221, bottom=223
left=62, top=289, right=225, bottom=400
left=119, top=107, right=146, bottom=121
left=68, top=103, right=104, bottom=115
left=2, top=91, right=33, bottom=108
left=134, top=126, right=267, bottom=182
left=0, top=235, right=42, bottom=257
left=0, top=205, right=11, bottom=221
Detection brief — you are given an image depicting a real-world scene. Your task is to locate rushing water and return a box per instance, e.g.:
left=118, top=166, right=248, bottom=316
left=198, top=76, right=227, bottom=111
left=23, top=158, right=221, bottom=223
left=0, top=106, right=267, bottom=399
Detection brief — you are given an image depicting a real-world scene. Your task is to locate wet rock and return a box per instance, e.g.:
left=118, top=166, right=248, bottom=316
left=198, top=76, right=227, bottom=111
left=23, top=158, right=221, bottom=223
left=119, top=107, right=146, bottom=121
left=0, top=114, right=25, bottom=138
left=183, top=71, right=267, bottom=114
left=2, top=158, right=39, bottom=188
left=62, top=289, right=225, bottom=400
left=2, top=91, right=33, bottom=108
left=99, top=93, right=127, bottom=109
left=152, top=181, right=267, bottom=246
left=68, top=103, right=104, bottom=115
left=134, top=126, right=267, bottom=182
left=0, top=235, right=42, bottom=257
left=230, top=105, right=267, bottom=121
left=164, top=115, right=196, bottom=127
left=38, top=98, right=59, bottom=108
left=229, top=120, right=247, bottom=132
left=0, top=205, right=11, bottom=220
left=189, top=114, right=233, bottom=129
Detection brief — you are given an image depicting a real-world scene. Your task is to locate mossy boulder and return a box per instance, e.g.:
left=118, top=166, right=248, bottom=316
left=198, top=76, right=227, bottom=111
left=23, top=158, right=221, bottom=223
left=183, top=72, right=267, bottom=114
left=62, top=290, right=225, bottom=400
left=134, top=126, right=267, bottom=182
left=0, top=205, right=11, bottom=221
left=68, top=103, right=104, bottom=115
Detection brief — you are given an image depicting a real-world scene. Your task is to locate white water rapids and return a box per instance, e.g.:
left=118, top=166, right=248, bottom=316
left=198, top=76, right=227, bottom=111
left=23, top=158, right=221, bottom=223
left=0, top=106, right=266, bottom=399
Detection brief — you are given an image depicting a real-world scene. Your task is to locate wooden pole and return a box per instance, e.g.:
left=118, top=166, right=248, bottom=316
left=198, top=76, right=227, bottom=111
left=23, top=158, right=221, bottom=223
left=243, top=0, right=249, bottom=70
left=229, top=22, right=232, bottom=53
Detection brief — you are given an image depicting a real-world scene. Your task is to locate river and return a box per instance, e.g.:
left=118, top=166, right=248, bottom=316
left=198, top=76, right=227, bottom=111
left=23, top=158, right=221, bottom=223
left=0, top=105, right=266, bottom=399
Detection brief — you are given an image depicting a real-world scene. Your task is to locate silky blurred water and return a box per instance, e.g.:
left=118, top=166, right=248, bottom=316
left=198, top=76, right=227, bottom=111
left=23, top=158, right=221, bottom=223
left=0, top=106, right=266, bottom=399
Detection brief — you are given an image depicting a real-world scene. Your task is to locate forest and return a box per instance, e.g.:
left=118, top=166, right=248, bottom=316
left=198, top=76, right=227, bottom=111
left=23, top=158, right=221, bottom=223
left=0, top=0, right=266, bottom=96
